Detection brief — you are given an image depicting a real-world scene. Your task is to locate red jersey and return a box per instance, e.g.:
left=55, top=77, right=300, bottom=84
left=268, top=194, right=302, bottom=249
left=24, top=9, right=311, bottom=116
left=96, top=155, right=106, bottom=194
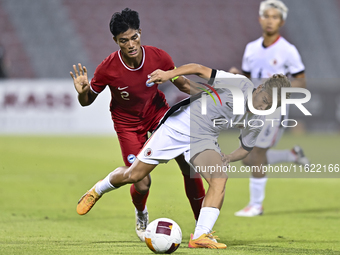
left=90, top=46, right=174, bottom=126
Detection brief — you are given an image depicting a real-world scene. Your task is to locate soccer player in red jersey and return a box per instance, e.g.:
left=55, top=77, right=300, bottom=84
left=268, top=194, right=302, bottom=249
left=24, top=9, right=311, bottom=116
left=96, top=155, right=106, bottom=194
left=70, top=8, right=205, bottom=241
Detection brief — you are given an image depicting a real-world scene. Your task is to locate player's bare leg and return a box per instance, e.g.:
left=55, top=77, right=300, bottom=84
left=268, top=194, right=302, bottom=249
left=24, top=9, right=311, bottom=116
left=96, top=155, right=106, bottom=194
left=175, top=154, right=205, bottom=221
left=132, top=176, right=151, bottom=241
left=108, top=160, right=156, bottom=187
left=235, top=147, right=269, bottom=217
left=77, top=160, right=156, bottom=217
left=188, top=150, right=227, bottom=249
left=266, top=146, right=310, bottom=165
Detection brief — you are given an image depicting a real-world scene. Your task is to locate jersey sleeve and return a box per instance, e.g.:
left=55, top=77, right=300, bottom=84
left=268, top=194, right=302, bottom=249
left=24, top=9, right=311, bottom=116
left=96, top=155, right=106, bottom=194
left=215, top=70, right=246, bottom=79
left=158, top=48, right=175, bottom=71
left=210, top=69, right=251, bottom=88
left=90, top=63, right=108, bottom=94
left=286, top=45, right=305, bottom=76
left=239, top=117, right=264, bottom=151
left=241, top=44, right=251, bottom=74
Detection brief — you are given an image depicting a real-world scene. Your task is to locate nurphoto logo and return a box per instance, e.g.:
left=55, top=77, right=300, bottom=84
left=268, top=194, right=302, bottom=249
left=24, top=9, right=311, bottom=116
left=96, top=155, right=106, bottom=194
left=199, top=82, right=311, bottom=128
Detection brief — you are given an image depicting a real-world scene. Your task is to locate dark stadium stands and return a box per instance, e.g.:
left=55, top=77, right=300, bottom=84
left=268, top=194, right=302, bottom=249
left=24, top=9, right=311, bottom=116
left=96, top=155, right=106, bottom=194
left=0, top=0, right=339, bottom=79
left=0, top=1, right=35, bottom=78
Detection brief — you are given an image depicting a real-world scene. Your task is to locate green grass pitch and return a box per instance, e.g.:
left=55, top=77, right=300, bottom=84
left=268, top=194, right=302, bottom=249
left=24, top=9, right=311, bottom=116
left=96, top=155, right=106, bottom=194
left=0, top=133, right=339, bottom=254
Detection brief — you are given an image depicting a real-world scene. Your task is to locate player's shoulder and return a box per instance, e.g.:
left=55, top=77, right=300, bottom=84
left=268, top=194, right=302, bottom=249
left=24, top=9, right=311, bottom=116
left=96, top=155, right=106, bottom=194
left=215, top=70, right=254, bottom=89
left=277, top=36, right=295, bottom=47
left=97, top=51, right=119, bottom=69
left=93, top=51, right=120, bottom=78
left=143, top=45, right=170, bottom=57
left=277, top=37, right=301, bottom=56
left=244, top=37, right=263, bottom=54
left=246, top=37, right=263, bottom=48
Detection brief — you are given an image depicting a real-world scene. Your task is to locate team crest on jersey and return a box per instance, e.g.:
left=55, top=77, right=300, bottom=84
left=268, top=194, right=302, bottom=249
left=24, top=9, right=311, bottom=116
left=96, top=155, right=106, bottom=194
left=144, top=148, right=152, bottom=157
left=127, top=154, right=136, bottom=163
left=270, top=59, right=278, bottom=66
left=146, top=80, right=155, bottom=87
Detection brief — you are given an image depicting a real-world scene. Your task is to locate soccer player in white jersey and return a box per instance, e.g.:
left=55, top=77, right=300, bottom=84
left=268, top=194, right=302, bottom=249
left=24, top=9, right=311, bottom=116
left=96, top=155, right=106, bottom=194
left=76, top=63, right=291, bottom=249
left=229, top=0, right=310, bottom=217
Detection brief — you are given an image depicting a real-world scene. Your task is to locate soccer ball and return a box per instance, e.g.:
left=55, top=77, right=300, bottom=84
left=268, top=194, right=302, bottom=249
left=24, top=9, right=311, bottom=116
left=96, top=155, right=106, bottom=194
left=144, top=218, right=182, bottom=254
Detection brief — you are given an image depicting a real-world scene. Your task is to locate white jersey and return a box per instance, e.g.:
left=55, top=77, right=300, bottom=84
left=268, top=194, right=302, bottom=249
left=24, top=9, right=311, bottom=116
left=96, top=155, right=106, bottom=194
left=242, top=36, right=305, bottom=80
left=163, top=70, right=265, bottom=150
left=241, top=36, right=305, bottom=148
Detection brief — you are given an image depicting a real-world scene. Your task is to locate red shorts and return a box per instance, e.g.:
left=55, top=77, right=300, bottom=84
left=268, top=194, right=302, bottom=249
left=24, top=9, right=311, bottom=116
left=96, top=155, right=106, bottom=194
left=114, top=107, right=169, bottom=166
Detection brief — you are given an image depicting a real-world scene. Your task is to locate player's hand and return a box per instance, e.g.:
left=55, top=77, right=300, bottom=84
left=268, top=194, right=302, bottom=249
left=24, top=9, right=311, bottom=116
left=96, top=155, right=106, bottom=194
left=229, top=67, right=241, bottom=74
left=221, top=152, right=231, bottom=167
left=70, top=63, right=90, bottom=95
left=147, top=69, right=172, bottom=84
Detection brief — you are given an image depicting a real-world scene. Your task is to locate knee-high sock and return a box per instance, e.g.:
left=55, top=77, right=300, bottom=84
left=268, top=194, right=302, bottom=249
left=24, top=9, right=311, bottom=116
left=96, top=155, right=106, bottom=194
left=95, top=172, right=116, bottom=195
left=183, top=172, right=206, bottom=221
left=130, top=184, right=149, bottom=212
left=193, top=207, right=220, bottom=239
left=266, top=149, right=296, bottom=164
left=249, top=177, right=268, bottom=207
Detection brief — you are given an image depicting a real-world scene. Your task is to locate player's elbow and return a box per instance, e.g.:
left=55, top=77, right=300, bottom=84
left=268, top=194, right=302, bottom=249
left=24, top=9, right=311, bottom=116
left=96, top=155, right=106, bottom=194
left=192, top=64, right=206, bottom=76
left=191, top=63, right=212, bottom=80
left=242, top=154, right=251, bottom=166
left=177, top=78, right=191, bottom=94
left=241, top=150, right=251, bottom=165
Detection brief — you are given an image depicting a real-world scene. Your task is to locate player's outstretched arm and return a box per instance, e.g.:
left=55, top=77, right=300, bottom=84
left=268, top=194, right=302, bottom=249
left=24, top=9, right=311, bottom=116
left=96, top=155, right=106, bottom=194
left=70, top=63, right=97, bottom=106
left=222, top=146, right=250, bottom=163
left=229, top=67, right=241, bottom=74
left=172, top=76, right=205, bottom=96
left=148, top=63, right=213, bottom=84
left=229, top=67, right=251, bottom=79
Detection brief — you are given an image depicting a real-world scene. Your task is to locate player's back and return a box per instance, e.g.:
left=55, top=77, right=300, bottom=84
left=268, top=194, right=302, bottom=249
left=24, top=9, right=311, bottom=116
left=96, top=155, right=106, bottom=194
left=164, top=70, right=263, bottom=138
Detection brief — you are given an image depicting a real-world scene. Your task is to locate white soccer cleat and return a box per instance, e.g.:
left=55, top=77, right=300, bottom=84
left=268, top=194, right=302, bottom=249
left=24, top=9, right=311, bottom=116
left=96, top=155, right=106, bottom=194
left=292, top=146, right=310, bottom=165
left=234, top=205, right=263, bottom=217
left=135, top=207, right=149, bottom=241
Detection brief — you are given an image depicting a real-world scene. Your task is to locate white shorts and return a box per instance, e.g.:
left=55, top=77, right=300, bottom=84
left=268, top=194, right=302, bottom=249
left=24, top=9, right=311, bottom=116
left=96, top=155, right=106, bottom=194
left=255, top=108, right=284, bottom=148
left=137, top=124, right=221, bottom=165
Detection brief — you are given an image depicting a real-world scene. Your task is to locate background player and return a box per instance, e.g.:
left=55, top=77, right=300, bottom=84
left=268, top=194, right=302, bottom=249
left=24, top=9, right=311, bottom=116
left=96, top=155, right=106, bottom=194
left=70, top=8, right=205, bottom=240
left=229, top=0, right=309, bottom=217
left=76, top=63, right=292, bottom=249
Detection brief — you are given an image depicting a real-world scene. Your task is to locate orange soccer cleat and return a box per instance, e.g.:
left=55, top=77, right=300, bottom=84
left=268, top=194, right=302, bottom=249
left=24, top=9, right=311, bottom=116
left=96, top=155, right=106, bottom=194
left=188, top=231, right=227, bottom=249
left=76, top=181, right=102, bottom=215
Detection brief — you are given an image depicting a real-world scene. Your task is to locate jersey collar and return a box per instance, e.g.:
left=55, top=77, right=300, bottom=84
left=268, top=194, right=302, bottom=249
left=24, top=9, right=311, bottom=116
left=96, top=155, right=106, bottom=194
left=262, top=35, right=281, bottom=49
left=118, top=46, right=145, bottom=71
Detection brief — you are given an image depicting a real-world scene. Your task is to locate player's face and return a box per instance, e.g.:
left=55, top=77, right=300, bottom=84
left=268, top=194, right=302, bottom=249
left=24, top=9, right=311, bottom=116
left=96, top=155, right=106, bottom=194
left=259, top=8, right=284, bottom=36
left=114, top=28, right=142, bottom=59
left=252, top=87, right=272, bottom=111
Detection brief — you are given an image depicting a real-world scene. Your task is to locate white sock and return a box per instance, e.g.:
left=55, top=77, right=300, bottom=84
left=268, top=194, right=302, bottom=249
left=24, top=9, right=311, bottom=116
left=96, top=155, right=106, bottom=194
left=249, top=177, right=268, bottom=207
left=266, top=149, right=296, bottom=164
left=136, top=206, right=148, bottom=215
left=193, top=207, right=220, bottom=239
left=95, top=172, right=116, bottom=196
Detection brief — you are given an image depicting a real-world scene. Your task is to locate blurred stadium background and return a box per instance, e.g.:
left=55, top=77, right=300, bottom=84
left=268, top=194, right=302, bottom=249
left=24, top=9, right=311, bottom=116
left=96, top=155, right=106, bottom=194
left=1, top=2, right=339, bottom=254
left=0, top=0, right=340, bottom=134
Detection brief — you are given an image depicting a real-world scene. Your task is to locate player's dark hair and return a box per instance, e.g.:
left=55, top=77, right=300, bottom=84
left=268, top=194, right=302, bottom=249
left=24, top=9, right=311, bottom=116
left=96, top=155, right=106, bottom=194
left=109, top=8, right=140, bottom=37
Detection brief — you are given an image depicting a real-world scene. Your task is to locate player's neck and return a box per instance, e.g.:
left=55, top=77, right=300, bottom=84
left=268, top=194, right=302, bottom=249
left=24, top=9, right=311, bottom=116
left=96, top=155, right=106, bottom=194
left=121, top=49, right=143, bottom=69
left=262, top=33, right=281, bottom=48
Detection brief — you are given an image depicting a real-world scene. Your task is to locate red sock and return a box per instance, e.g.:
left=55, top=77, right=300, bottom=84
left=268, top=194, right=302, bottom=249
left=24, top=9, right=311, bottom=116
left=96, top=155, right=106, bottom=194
left=130, top=184, right=149, bottom=212
left=183, top=173, right=205, bottom=221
